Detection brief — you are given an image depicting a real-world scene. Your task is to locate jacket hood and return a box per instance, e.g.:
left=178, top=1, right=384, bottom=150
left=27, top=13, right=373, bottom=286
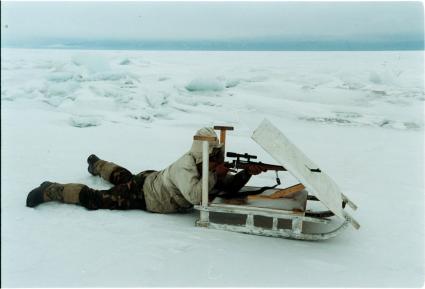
left=190, top=127, right=224, bottom=164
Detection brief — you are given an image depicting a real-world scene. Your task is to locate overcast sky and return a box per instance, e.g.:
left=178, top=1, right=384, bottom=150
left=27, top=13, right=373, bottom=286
left=1, top=1, right=423, bottom=48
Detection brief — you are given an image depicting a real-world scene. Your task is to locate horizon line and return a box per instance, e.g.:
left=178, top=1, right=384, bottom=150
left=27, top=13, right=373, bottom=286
left=2, top=37, right=424, bottom=51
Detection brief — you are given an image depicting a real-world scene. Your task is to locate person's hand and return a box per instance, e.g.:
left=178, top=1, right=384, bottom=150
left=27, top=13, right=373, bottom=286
left=215, top=162, right=230, bottom=178
left=245, top=164, right=266, bottom=175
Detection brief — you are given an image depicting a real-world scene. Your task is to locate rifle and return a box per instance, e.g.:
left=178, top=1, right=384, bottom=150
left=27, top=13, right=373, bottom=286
left=223, top=152, right=286, bottom=172
left=217, top=152, right=286, bottom=199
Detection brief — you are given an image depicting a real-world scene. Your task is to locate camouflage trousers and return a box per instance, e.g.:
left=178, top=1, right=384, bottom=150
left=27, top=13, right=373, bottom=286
left=79, top=159, right=155, bottom=210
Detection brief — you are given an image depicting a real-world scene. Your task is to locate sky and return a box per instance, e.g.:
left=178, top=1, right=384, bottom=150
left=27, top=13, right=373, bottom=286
left=1, top=1, right=424, bottom=50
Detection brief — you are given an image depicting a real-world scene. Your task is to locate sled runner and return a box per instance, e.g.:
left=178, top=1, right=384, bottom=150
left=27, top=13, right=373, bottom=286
left=194, top=120, right=360, bottom=241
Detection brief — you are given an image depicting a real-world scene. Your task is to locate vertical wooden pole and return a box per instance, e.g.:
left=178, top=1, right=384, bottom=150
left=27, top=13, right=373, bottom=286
left=193, top=135, right=216, bottom=227
left=199, top=140, right=209, bottom=225
left=213, top=126, right=234, bottom=146
left=201, top=140, right=209, bottom=207
left=220, top=129, right=226, bottom=145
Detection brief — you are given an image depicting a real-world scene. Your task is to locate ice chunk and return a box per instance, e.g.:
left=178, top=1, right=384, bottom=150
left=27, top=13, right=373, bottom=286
left=185, top=77, right=224, bottom=92
left=71, top=54, right=110, bottom=73
left=69, top=115, right=102, bottom=128
left=145, top=92, right=169, bottom=108
left=47, top=72, right=75, bottom=82
left=88, top=72, right=129, bottom=81
left=225, top=79, right=240, bottom=88
left=119, top=58, right=131, bottom=65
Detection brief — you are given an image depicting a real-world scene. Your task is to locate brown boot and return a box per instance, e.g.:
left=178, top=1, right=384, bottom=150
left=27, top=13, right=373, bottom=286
left=87, top=155, right=133, bottom=185
left=87, top=154, right=100, bottom=176
left=26, top=182, right=85, bottom=207
left=87, top=155, right=118, bottom=181
left=26, top=181, right=54, bottom=207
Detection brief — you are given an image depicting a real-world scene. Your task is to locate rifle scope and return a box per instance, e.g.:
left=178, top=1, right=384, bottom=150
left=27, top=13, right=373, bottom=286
left=226, top=152, right=257, bottom=160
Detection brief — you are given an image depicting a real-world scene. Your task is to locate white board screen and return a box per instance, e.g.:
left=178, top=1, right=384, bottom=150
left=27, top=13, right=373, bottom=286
left=252, top=119, right=345, bottom=219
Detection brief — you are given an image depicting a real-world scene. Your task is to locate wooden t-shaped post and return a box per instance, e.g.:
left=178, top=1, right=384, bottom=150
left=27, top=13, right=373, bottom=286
left=213, top=126, right=234, bottom=146
left=193, top=135, right=217, bottom=226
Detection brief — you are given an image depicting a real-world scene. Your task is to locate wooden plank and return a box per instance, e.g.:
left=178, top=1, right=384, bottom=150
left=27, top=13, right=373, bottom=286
left=193, top=135, right=217, bottom=142
left=248, top=184, right=305, bottom=200
left=209, top=203, right=302, bottom=215
left=213, top=126, right=234, bottom=130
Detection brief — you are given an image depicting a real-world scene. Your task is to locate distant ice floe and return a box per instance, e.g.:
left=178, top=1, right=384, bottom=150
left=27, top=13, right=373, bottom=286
left=299, top=111, right=422, bottom=131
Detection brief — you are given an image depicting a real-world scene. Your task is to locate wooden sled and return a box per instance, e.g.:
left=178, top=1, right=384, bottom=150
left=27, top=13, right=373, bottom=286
left=193, top=120, right=359, bottom=241
left=195, top=185, right=358, bottom=241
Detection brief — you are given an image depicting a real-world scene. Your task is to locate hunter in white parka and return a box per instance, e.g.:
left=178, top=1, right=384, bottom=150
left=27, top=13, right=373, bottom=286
left=142, top=127, right=223, bottom=213
left=26, top=127, right=259, bottom=212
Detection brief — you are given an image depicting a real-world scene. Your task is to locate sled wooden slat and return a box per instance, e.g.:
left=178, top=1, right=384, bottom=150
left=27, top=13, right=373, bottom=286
left=206, top=220, right=350, bottom=241
left=248, top=183, right=305, bottom=200
left=196, top=204, right=330, bottom=224
left=272, top=217, right=278, bottom=230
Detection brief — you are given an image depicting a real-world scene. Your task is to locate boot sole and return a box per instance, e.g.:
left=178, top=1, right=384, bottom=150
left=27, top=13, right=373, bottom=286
left=26, top=181, right=53, bottom=207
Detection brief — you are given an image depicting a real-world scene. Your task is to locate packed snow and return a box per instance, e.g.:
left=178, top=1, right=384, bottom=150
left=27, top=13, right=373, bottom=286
left=1, top=48, right=424, bottom=287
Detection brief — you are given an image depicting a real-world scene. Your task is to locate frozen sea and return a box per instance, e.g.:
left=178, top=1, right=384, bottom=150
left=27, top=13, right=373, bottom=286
left=1, top=48, right=424, bottom=287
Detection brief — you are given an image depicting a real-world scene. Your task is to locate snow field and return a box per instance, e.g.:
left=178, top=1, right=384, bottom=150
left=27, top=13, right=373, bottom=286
left=1, top=48, right=424, bottom=287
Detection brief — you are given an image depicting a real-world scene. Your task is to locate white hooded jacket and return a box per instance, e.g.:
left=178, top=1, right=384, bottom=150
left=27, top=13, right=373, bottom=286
left=142, top=127, right=224, bottom=213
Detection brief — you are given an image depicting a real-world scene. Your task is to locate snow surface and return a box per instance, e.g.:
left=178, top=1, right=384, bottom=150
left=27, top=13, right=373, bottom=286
left=1, top=48, right=424, bottom=287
